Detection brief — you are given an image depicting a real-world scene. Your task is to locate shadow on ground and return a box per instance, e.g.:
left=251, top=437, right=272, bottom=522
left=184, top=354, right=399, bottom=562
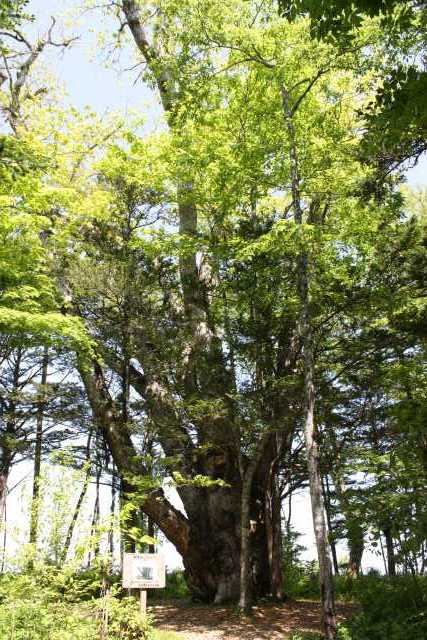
left=152, top=600, right=356, bottom=640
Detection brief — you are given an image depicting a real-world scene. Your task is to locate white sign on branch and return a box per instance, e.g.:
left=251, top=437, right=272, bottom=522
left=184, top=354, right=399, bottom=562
left=122, top=553, right=166, bottom=589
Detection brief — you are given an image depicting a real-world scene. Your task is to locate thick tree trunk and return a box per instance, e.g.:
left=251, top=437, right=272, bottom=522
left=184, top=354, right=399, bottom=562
left=73, top=2, right=290, bottom=605
left=82, top=358, right=273, bottom=602
left=176, top=483, right=241, bottom=602
left=281, top=82, right=337, bottom=638
left=239, top=434, right=280, bottom=611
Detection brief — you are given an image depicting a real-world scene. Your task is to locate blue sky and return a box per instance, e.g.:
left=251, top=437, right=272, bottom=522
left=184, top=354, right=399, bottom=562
left=27, top=0, right=426, bottom=188
left=27, top=0, right=156, bottom=115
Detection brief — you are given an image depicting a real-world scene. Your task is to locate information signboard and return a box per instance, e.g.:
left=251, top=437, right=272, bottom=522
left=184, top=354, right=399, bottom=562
left=122, top=553, right=166, bottom=590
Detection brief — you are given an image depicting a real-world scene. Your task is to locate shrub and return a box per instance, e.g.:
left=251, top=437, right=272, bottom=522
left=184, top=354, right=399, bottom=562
left=337, top=575, right=427, bottom=640
left=104, top=596, right=154, bottom=640
left=0, top=582, right=98, bottom=640
left=0, top=567, right=154, bottom=640
left=150, top=569, right=189, bottom=601
left=163, top=569, right=190, bottom=600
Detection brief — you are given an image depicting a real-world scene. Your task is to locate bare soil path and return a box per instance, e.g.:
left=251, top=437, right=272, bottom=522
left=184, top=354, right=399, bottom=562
left=152, top=600, right=356, bottom=640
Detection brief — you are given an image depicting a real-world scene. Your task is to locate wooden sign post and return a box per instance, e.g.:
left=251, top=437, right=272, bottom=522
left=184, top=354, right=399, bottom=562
left=122, top=553, right=166, bottom=619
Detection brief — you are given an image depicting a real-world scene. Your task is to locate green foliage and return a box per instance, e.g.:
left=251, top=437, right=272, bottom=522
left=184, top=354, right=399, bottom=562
left=0, top=568, right=154, bottom=640
left=363, top=66, right=427, bottom=171
left=1, top=0, right=426, bottom=629
left=172, top=471, right=229, bottom=489
left=104, top=596, right=154, bottom=640
left=280, top=1, right=420, bottom=40
left=281, top=526, right=314, bottom=598
left=0, top=572, right=98, bottom=640
left=0, top=0, right=30, bottom=31
left=282, top=0, right=427, bottom=173
left=153, top=570, right=190, bottom=600
left=337, top=575, right=427, bottom=640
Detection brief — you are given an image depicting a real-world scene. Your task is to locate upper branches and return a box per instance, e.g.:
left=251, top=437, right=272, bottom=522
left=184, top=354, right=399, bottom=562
left=0, top=16, right=78, bottom=132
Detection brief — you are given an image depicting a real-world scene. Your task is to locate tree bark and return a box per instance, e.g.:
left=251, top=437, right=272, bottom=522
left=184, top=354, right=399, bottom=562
left=68, top=1, right=293, bottom=605
left=347, top=523, right=364, bottom=578
left=333, top=471, right=364, bottom=578
left=87, top=466, right=101, bottom=568
left=238, top=433, right=273, bottom=612
left=0, top=348, right=22, bottom=532
left=0, top=469, right=8, bottom=531
left=281, top=82, right=337, bottom=639
left=239, top=470, right=254, bottom=612
left=29, top=346, right=49, bottom=550
left=323, top=475, right=339, bottom=576
left=384, top=526, right=396, bottom=577
left=61, top=429, right=93, bottom=564
left=79, top=361, right=190, bottom=558
left=265, top=440, right=284, bottom=599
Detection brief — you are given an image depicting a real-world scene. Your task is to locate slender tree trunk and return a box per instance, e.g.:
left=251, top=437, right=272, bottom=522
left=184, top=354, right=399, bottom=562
left=109, top=467, right=117, bottom=557
left=0, top=463, right=9, bottom=573
left=147, top=517, right=156, bottom=554
left=303, top=324, right=336, bottom=638
left=238, top=435, right=271, bottom=613
left=239, top=465, right=256, bottom=613
left=332, top=469, right=364, bottom=577
left=281, top=82, right=337, bottom=639
left=29, top=346, right=49, bottom=552
left=1, top=348, right=22, bottom=532
left=88, top=466, right=101, bottom=567
left=383, top=526, right=396, bottom=577
left=265, top=443, right=284, bottom=599
left=347, top=524, right=364, bottom=578
left=323, top=475, right=339, bottom=575
left=0, top=469, right=9, bottom=532
left=286, top=490, right=293, bottom=530
left=61, top=430, right=93, bottom=564
left=0, top=498, right=6, bottom=573
left=379, top=534, right=388, bottom=575
left=267, top=482, right=283, bottom=599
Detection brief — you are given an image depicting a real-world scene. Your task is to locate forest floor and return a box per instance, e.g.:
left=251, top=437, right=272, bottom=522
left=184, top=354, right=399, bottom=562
left=152, top=600, right=357, bottom=639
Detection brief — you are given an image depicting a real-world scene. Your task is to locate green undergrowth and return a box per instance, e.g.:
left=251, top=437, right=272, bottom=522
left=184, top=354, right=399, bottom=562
left=287, top=569, right=427, bottom=640
left=150, top=569, right=190, bottom=601
left=292, top=574, right=427, bottom=640
left=0, top=563, right=184, bottom=640
left=336, top=575, right=427, bottom=640
left=0, top=566, right=152, bottom=640
left=2, top=563, right=426, bottom=640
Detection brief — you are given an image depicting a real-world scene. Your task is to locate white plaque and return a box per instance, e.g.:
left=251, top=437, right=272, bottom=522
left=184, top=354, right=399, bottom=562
left=122, top=553, right=166, bottom=589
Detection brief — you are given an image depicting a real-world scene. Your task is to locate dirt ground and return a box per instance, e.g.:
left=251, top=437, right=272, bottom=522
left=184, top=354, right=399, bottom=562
left=152, top=600, right=356, bottom=640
